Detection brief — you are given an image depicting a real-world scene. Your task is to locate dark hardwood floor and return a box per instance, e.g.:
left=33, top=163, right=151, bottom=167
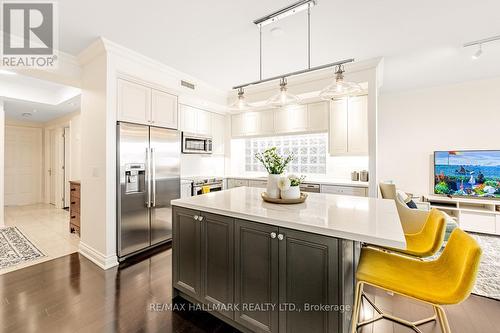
left=0, top=249, right=498, bottom=333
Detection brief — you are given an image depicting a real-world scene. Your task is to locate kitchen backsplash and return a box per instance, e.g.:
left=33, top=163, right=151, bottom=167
left=180, top=154, right=225, bottom=177
left=229, top=138, right=368, bottom=179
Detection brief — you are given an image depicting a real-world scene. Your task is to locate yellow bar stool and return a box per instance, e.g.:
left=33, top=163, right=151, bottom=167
left=392, top=208, right=447, bottom=258
left=369, top=208, right=447, bottom=259
left=351, top=228, right=482, bottom=333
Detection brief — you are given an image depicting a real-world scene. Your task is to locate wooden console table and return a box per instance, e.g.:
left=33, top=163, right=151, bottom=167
left=69, top=180, right=81, bottom=236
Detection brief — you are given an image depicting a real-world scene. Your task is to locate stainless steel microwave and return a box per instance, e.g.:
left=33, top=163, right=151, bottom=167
left=181, top=133, right=213, bottom=154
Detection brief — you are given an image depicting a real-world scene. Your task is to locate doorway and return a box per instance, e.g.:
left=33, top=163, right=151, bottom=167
left=46, top=127, right=68, bottom=209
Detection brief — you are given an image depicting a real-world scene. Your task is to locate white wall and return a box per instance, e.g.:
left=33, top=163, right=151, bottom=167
left=79, top=52, right=118, bottom=269
left=378, top=76, right=500, bottom=196
left=181, top=155, right=225, bottom=177
left=69, top=114, right=82, bottom=180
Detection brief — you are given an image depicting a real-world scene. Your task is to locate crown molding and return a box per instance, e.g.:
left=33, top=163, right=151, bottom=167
left=77, top=37, right=108, bottom=66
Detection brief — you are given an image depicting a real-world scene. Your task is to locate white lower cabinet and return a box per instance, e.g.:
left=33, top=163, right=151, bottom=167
left=227, top=179, right=249, bottom=189
left=181, top=182, right=192, bottom=198
left=460, top=211, right=496, bottom=234
left=248, top=180, right=267, bottom=188
left=320, top=185, right=368, bottom=197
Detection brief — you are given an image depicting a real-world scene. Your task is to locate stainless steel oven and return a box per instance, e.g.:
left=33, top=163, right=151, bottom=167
left=192, top=178, right=223, bottom=196
left=182, top=133, right=213, bottom=154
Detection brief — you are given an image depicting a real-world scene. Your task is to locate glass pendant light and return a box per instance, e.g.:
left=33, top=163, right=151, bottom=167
left=229, top=87, right=253, bottom=111
left=319, top=65, right=362, bottom=100
left=266, top=78, right=300, bottom=108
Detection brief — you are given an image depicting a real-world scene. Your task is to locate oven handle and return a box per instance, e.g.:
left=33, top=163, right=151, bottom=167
left=193, top=183, right=223, bottom=194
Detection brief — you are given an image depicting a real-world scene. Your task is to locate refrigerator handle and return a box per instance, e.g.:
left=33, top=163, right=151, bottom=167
left=146, top=147, right=151, bottom=208
left=151, top=147, right=156, bottom=207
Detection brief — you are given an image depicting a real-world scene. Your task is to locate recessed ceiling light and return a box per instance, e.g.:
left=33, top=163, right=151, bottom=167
left=0, top=69, right=17, bottom=75
left=68, top=102, right=76, bottom=106
left=22, top=112, right=32, bottom=118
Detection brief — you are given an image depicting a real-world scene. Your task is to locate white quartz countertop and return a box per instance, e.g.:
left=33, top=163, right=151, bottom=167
left=171, top=187, right=405, bottom=249
left=224, top=175, right=369, bottom=188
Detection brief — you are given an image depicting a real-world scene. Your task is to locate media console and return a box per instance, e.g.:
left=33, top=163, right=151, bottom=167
left=424, top=194, right=500, bottom=235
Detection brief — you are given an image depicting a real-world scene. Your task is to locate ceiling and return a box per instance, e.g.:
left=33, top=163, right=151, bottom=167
left=3, top=95, right=81, bottom=123
left=0, top=71, right=81, bottom=122
left=43, top=1, right=500, bottom=92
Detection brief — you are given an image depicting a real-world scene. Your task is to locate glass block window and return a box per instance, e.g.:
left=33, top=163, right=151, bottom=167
left=245, top=133, right=327, bottom=174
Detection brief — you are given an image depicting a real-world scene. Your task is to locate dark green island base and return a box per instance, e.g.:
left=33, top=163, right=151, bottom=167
left=172, top=206, right=360, bottom=333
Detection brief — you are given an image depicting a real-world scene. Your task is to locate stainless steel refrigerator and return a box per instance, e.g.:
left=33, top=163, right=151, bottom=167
left=117, top=122, right=180, bottom=260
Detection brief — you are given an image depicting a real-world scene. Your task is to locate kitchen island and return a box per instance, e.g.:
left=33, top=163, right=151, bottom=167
left=171, top=187, right=405, bottom=333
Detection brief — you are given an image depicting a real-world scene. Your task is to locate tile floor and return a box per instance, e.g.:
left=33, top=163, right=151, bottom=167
left=1, top=203, right=80, bottom=274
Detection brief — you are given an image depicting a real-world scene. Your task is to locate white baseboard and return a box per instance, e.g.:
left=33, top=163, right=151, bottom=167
left=79, top=241, right=118, bottom=270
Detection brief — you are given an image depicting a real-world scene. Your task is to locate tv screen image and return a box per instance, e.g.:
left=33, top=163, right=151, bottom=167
left=434, top=150, right=500, bottom=198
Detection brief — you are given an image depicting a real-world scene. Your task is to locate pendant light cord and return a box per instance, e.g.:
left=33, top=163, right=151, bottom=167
left=307, top=3, right=311, bottom=69
left=259, top=24, right=263, bottom=80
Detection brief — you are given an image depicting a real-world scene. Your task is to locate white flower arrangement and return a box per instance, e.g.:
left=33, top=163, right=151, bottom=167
left=277, top=176, right=291, bottom=191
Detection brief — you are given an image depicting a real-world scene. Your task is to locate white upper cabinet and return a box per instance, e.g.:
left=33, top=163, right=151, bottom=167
left=274, top=105, right=308, bottom=133
left=329, top=99, right=348, bottom=154
left=307, top=102, right=329, bottom=132
left=180, top=104, right=213, bottom=136
left=211, top=113, right=225, bottom=155
left=117, top=79, right=151, bottom=125
left=151, top=89, right=178, bottom=129
left=180, top=104, right=198, bottom=133
left=231, top=110, right=274, bottom=137
left=347, top=96, right=368, bottom=154
left=260, top=110, right=275, bottom=134
left=329, top=95, right=368, bottom=156
left=196, top=108, right=212, bottom=136
left=231, top=101, right=328, bottom=138
left=117, top=78, right=179, bottom=129
left=231, top=113, right=246, bottom=137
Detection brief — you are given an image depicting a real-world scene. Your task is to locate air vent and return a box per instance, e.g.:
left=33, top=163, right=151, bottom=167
left=181, top=80, right=195, bottom=90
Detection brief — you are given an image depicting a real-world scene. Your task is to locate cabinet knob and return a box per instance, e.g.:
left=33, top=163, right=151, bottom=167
left=193, top=215, right=199, bottom=220
left=198, top=216, right=204, bottom=221
left=277, top=234, right=284, bottom=241
left=270, top=232, right=277, bottom=239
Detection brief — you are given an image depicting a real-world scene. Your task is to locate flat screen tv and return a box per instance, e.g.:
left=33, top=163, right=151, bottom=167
left=434, top=150, right=500, bottom=199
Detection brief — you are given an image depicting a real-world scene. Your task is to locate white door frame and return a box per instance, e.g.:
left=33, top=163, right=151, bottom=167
left=44, top=127, right=66, bottom=208
left=63, top=127, right=70, bottom=208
